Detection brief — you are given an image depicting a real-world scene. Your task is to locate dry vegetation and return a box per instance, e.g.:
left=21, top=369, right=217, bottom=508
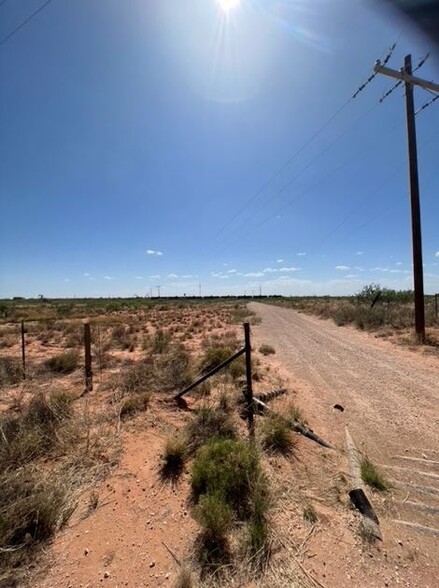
left=268, top=286, right=439, bottom=348
left=0, top=298, right=274, bottom=585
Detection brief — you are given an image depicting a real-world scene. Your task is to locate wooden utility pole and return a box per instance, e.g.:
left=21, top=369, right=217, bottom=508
left=374, top=55, right=439, bottom=343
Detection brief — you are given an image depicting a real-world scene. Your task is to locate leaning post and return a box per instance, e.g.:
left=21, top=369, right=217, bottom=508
left=84, top=321, right=93, bottom=393
left=244, top=322, right=254, bottom=438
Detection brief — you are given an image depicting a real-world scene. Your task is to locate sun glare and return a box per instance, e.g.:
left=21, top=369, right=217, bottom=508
left=217, top=0, right=240, bottom=13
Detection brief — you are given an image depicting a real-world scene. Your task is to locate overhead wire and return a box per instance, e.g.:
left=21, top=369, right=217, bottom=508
left=208, top=42, right=399, bottom=245
left=0, top=0, right=54, bottom=48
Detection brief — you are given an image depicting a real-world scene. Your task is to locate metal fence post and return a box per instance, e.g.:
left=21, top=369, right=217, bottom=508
left=21, top=321, right=26, bottom=380
left=435, top=293, right=438, bottom=321
left=244, top=322, right=254, bottom=438
left=84, top=322, right=93, bottom=392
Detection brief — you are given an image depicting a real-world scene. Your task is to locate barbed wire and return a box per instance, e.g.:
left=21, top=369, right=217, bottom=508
left=416, top=93, right=439, bottom=115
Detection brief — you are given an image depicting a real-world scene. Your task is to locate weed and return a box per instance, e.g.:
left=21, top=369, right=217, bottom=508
left=200, top=346, right=235, bottom=373
left=286, top=403, right=308, bottom=427
left=186, top=407, right=236, bottom=454
left=44, top=350, right=79, bottom=374
left=360, top=456, right=389, bottom=491
left=161, top=437, right=186, bottom=482
left=191, top=438, right=260, bottom=519
left=260, top=415, right=294, bottom=454
left=259, top=344, right=275, bottom=356
left=303, top=504, right=318, bottom=524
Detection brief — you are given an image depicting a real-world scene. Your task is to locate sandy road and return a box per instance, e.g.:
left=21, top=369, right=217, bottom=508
left=249, top=302, right=438, bottom=455
left=249, top=302, right=439, bottom=540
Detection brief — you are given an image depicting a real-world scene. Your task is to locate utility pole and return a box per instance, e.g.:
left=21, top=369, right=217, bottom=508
left=157, top=285, right=161, bottom=298
left=374, top=55, right=439, bottom=343
left=199, top=282, right=202, bottom=297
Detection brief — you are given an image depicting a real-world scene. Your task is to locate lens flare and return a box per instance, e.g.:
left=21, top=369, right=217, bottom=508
left=217, top=0, right=240, bottom=13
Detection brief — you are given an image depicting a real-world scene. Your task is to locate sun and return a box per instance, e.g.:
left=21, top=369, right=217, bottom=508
left=217, top=0, right=241, bottom=13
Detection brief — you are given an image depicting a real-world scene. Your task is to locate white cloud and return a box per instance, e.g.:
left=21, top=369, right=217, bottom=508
left=83, top=272, right=90, bottom=277
left=181, top=274, right=193, bottom=279
left=149, top=274, right=160, bottom=279
left=345, top=274, right=359, bottom=279
left=335, top=265, right=350, bottom=271
left=276, top=259, right=283, bottom=263
left=243, top=272, right=265, bottom=278
left=211, top=272, right=224, bottom=278
left=146, top=249, right=163, bottom=256
left=396, top=261, right=402, bottom=266
left=279, top=267, right=300, bottom=272
left=167, top=273, right=178, bottom=279
left=356, top=251, right=364, bottom=256
left=435, top=251, right=439, bottom=257
left=223, top=263, right=229, bottom=267
left=263, top=267, right=278, bottom=273
left=64, top=278, right=70, bottom=282
left=354, top=266, right=364, bottom=272
left=156, top=251, right=163, bottom=256
left=135, top=276, right=143, bottom=279
left=227, top=269, right=237, bottom=274
left=297, top=252, right=306, bottom=257
left=104, top=276, right=115, bottom=280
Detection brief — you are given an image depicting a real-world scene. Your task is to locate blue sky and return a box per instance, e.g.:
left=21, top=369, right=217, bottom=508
left=1, top=0, right=438, bottom=298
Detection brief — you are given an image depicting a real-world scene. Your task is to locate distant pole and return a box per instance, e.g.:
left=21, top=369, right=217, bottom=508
left=404, top=55, right=425, bottom=343
left=157, top=285, right=161, bottom=298
left=84, top=322, right=93, bottom=392
left=244, top=322, right=254, bottom=438
left=199, top=282, right=202, bottom=297
left=21, top=321, right=26, bottom=380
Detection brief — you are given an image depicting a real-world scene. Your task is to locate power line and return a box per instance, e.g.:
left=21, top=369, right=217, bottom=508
left=416, top=93, right=439, bottom=115
left=0, top=0, right=54, bottom=48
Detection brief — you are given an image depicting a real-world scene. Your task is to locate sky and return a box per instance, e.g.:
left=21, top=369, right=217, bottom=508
left=0, top=0, right=438, bottom=298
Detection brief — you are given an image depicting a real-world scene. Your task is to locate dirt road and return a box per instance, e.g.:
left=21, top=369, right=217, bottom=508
left=249, top=302, right=439, bottom=542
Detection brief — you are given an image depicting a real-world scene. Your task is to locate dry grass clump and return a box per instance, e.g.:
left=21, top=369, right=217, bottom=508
left=44, top=349, right=79, bottom=374
left=0, top=356, right=22, bottom=387
left=119, top=392, right=150, bottom=419
left=161, top=437, right=187, bottom=482
left=360, top=456, right=389, bottom=491
left=260, top=415, right=294, bottom=455
left=259, top=344, right=275, bottom=356
left=0, top=390, right=74, bottom=469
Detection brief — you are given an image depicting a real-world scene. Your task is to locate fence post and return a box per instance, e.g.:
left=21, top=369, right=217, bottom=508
left=435, top=293, right=438, bottom=321
left=84, top=322, right=93, bottom=392
left=21, top=321, right=26, bottom=380
left=244, top=322, right=254, bottom=438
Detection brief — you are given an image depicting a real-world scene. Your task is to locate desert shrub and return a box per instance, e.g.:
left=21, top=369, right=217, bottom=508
left=152, top=329, right=171, bottom=354
left=286, top=403, right=308, bottom=427
left=360, top=456, right=389, bottom=491
left=260, top=415, right=294, bottom=454
left=119, top=358, right=154, bottom=396
left=333, top=303, right=356, bottom=326
left=186, top=407, right=236, bottom=454
left=191, top=438, right=261, bottom=520
left=193, top=493, right=233, bottom=540
left=0, top=357, right=22, bottom=387
left=161, top=437, right=186, bottom=481
left=0, top=391, right=74, bottom=469
left=154, top=344, right=192, bottom=391
left=199, top=346, right=235, bottom=373
left=247, top=476, right=271, bottom=559
left=0, top=467, right=70, bottom=582
left=259, top=344, right=275, bottom=356
left=120, top=392, right=150, bottom=419
left=44, top=350, right=79, bottom=374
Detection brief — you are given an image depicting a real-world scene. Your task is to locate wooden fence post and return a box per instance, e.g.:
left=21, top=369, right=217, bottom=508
left=84, top=322, right=93, bottom=392
left=21, top=321, right=26, bottom=380
left=244, top=322, right=254, bottom=438
left=435, top=293, right=438, bottom=321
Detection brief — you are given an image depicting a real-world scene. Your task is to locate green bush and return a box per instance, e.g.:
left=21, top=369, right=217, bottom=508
left=191, top=438, right=260, bottom=519
left=260, top=415, right=294, bottom=454
left=152, top=329, right=171, bottom=354
left=186, top=407, right=236, bottom=454
left=44, top=350, right=79, bottom=374
left=161, top=437, right=186, bottom=481
left=199, top=346, right=234, bottom=373
left=193, top=493, right=233, bottom=540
